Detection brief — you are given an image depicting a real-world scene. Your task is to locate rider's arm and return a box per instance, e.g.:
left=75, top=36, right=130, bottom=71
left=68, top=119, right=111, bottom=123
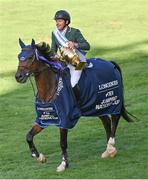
left=50, top=32, right=58, bottom=55
left=74, top=29, right=90, bottom=51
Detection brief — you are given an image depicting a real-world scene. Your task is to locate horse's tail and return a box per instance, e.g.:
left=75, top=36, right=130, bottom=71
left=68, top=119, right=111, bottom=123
left=111, top=61, right=136, bottom=122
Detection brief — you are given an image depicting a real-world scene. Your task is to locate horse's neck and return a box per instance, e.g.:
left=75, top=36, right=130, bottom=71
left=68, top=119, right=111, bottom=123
left=35, top=67, right=57, bottom=101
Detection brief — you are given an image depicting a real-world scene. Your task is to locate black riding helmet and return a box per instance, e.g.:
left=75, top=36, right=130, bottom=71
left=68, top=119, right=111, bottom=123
left=54, top=10, right=71, bottom=24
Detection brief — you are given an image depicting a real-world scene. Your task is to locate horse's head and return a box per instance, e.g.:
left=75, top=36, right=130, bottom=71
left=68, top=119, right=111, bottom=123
left=15, top=38, right=39, bottom=83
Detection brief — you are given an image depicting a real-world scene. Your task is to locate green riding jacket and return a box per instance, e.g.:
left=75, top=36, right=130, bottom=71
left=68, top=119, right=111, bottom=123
left=50, top=27, right=90, bottom=54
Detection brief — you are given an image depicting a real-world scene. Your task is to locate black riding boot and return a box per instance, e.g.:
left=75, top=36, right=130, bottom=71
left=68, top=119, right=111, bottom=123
left=72, top=84, right=80, bottom=103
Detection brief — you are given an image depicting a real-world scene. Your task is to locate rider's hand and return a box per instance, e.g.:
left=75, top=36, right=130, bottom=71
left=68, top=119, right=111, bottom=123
left=67, top=41, right=78, bottom=49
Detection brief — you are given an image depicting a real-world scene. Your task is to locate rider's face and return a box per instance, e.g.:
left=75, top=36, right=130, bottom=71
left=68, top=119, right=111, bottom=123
left=56, top=19, right=67, bottom=31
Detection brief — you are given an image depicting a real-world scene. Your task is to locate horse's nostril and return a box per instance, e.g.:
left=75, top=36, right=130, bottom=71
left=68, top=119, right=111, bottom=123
left=15, top=73, right=20, bottom=79
left=15, top=72, right=23, bottom=81
left=15, top=72, right=28, bottom=83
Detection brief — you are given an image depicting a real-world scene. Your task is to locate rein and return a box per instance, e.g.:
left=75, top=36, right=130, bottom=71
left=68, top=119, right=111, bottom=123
left=18, top=47, right=63, bottom=102
left=33, top=65, right=61, bottom=102
left=17, top=58, right=50, bottom=78
left=29, top=65, right=61, bottom=102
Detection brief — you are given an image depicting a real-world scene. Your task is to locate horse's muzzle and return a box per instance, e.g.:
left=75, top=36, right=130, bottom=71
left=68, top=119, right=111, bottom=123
left=15, top=71, right=29, bottom=83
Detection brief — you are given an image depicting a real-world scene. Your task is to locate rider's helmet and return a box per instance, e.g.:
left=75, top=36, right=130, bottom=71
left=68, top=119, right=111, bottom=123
left=54, top=10, right=71, bottom=24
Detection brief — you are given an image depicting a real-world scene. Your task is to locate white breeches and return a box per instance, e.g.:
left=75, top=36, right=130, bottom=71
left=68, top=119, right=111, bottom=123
left=67, top=64, right=82, bottom=87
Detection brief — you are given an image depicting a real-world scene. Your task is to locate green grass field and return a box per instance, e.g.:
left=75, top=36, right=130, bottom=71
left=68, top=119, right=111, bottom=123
left=0, top=0, right=148, bottom=178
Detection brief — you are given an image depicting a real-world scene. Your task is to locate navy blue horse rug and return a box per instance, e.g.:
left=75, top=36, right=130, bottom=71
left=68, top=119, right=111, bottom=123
left=35, top=58, right=122, bottom=129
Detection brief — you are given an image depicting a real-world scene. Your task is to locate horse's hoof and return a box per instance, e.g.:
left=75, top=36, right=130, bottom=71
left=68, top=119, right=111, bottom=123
left=37, top=153, right=47, bottom=163
left=101, top=147, right=117, bottom=158
left=101, top=150, right=110, bottom=158
left=110, top=149, right=117, bottom=157
left=56, top=161, right=67, bottom=172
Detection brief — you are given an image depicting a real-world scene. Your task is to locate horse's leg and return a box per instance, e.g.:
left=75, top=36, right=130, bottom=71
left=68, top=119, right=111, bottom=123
left=101, top=115, right=120, bottom=158
left=106, top=114, right=120, bottom=157
left=100, top=115, right=112, bottom=158
left=26, top=124, right=46, bottom=163
left=100, top=115, right=111, bottom=142
left=56, top=128, right=68, bottom=172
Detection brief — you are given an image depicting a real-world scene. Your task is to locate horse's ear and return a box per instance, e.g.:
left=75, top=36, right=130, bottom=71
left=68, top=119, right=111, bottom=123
left=31, top=39, right=35, bottom=48
left=19, top=38, right=25, bottom=48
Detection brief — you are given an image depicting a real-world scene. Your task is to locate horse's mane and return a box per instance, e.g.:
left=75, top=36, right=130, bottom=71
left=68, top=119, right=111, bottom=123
left=35, top=42, right=65, bottom=74
left=35, top=42, right=52, bottom=60
left=35, top=42, right=63, bottom=63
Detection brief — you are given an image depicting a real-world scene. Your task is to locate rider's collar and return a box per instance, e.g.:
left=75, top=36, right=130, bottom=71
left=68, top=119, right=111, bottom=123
left=67, top=26, right=71, bottom=33
left=58, top=26, right=68, bottom=36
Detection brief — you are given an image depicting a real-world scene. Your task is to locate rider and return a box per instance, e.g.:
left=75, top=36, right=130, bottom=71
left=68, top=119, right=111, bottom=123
left=50, top=10, right=90, bottom=91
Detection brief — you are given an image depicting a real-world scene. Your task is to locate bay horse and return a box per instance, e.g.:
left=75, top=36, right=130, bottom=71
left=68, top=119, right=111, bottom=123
left=15, top=39, right=134, bottom=172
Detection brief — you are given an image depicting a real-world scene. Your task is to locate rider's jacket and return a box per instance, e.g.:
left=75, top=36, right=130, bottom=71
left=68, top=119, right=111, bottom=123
left=50, top=27, right=90, bottom=55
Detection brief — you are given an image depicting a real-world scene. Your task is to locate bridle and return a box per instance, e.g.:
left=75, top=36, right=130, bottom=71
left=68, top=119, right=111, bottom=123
left=18, top=48, right=51, bottom=77
left=18, top=48, right=60, bottom=101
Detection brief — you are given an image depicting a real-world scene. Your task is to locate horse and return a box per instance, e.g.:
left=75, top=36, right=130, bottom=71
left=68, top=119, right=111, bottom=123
left=15, top=39, right=134, bottom=172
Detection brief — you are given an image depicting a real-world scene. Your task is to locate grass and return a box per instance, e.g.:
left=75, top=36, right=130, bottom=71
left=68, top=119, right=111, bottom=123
left=0, top=0, right=148, bottom=179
